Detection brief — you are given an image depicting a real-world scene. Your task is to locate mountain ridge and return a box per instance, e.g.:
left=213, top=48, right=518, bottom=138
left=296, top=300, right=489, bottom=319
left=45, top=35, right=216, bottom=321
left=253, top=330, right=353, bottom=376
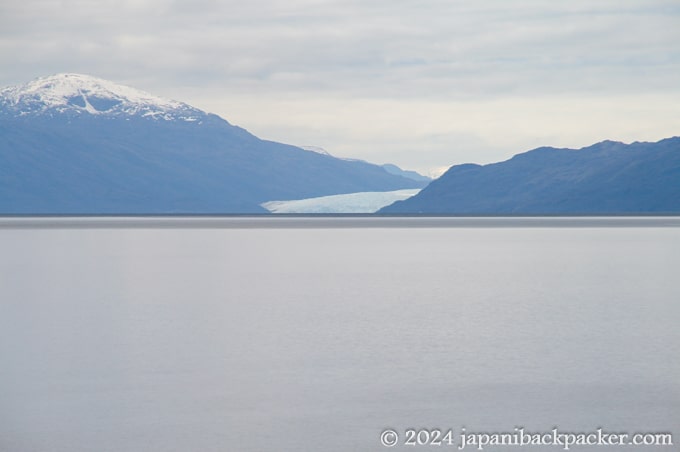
left=379, top=137, right=680, bottom=214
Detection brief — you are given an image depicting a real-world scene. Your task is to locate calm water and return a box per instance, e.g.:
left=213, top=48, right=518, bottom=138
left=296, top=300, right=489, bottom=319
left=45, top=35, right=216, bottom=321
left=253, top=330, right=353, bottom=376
left=1, top=218, right=679, bottom=451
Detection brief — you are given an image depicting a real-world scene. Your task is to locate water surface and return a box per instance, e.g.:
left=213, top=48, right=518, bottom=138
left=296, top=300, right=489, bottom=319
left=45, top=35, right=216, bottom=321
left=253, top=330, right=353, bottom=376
left=1, top=218, right=678, bottom=451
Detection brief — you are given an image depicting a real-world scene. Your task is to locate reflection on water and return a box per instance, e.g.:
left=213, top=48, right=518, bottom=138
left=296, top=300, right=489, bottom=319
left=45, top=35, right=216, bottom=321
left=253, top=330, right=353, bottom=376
left=1, top=218, right=679, bottom=451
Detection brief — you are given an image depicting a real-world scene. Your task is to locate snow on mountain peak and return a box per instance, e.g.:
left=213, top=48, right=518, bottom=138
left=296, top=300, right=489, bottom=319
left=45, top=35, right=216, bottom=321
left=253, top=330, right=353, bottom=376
left=300, top=146, right=333, bottom=156
left=0, top=73, right=205, bottom=121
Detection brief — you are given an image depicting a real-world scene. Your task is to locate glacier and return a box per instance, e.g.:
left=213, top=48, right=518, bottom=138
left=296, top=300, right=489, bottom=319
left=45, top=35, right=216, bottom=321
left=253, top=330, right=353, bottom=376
left=261, top=189, right=420, bottom=213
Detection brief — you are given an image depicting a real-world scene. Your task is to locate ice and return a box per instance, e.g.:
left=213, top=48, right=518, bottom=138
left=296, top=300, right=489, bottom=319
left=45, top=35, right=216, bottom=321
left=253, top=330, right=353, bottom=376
left=261, top=189, right=420, bottom=213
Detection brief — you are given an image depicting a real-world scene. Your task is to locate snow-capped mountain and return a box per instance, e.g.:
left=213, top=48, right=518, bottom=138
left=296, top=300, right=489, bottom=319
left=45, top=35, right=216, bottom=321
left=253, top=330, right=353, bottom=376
left=0, top=73, right=204, bottom=121
left=0, top=74, right=427, bottom=214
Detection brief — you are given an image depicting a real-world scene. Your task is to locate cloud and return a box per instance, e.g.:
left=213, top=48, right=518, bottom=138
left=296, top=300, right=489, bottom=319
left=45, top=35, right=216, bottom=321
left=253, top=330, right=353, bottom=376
left=1, top=0, right=679, bottom=172
left=190, top=92, right=680, bottom=175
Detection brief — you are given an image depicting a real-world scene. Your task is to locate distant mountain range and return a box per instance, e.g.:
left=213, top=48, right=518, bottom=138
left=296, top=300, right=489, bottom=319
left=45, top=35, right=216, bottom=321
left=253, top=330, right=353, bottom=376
left=300, top=146, right=432, bottom=183
left=381, top=163, right=432, bottom=183
left=380, top=137, right=680, bottom=214
left=0, top=73, right=427, bottom=214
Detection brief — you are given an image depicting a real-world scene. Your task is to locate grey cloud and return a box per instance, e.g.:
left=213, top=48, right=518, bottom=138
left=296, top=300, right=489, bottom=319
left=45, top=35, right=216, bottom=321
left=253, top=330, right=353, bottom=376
left=1, top=0, right=679, bottom=170
left=3, top=0, right=679, bottom=98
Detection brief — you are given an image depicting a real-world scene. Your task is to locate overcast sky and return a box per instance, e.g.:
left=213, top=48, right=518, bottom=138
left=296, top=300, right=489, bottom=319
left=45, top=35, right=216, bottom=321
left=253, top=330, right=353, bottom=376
left=1, top=0, right=679, bottom=174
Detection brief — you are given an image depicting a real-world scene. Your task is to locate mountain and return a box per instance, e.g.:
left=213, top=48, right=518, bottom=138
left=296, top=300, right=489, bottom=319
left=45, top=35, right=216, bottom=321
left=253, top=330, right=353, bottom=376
left=379, top=138, right=680, bottom=214
left=301, top=147, right=431, bottom=183
left=381, top=163, right=431, bottom=183
left=300, top=146, right=333, bottom=156
left=0, top=74, right=426, bottom=214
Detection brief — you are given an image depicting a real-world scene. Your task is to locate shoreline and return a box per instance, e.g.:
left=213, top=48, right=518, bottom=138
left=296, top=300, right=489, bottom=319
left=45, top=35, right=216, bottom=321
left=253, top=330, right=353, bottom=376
left=2, top=215, right=680, bottom=229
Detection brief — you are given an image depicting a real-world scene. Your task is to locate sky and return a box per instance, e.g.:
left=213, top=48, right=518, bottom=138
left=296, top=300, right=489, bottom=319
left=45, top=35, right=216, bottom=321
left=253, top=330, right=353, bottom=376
left=1, top=0, right=679, bottom=175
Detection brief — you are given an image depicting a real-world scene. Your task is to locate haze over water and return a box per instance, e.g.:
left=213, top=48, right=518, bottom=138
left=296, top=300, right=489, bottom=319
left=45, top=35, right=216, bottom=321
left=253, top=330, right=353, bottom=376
left=1, top=218, right=678, bottom=451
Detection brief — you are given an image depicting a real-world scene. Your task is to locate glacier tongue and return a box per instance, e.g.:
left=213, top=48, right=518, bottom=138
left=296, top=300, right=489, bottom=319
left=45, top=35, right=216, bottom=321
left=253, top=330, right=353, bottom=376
left=261, top=189, right=421, bottom=213
left=0, top=73, right=205, bottom=121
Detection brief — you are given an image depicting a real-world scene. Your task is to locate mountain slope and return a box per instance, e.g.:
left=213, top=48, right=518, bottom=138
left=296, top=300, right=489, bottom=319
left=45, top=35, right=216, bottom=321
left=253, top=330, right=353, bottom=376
left=381, top=164, right=431, bottom=183
left=379, top=138, right=680, bottom=214
left=0, top=74, right=426, bottom=214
